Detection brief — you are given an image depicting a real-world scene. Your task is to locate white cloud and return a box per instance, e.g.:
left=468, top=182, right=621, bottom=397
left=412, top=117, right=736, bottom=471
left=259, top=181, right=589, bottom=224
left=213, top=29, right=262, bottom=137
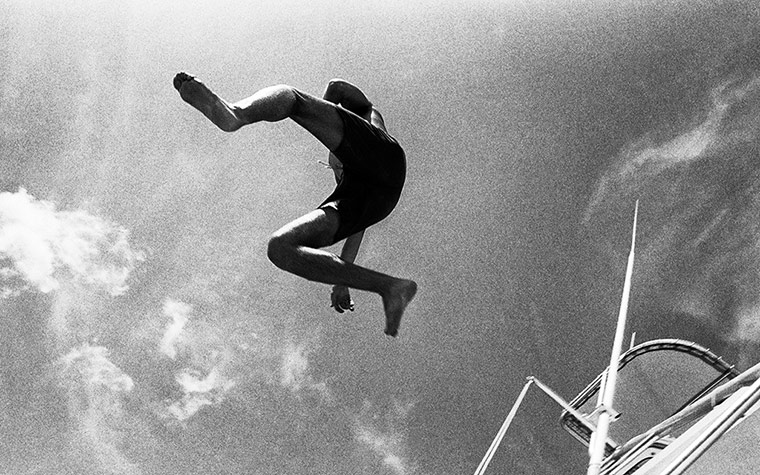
left=60, top=344, right=134, bottom=393
left=354, top=401, right=416, bottom=475
left=160, top=299, right=191, bottom=359
left=59, top=344, right=139, bottom=475
left=0, top=189, right=144, bottom=297
left=156, top=299, right=237, bottom=423
left=165, top=365, right=237, bottom=422
left=588, top=77, right=760, bottom=215
left=356, top=425, right=408, bottom=475
left=280, top=342, right=331, bottom=402
left=584, top=75, right=760, bottom=366
left=0, top=188, right=146, bottom=472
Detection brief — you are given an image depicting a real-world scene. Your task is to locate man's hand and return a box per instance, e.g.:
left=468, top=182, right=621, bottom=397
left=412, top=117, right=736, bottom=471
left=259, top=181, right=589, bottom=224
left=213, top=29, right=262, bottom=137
left=330, top=285, right=355, bottom=313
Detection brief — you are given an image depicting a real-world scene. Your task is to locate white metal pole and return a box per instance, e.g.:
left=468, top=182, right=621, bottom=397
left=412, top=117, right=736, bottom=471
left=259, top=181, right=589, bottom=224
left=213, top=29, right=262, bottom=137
left=473, top=379, right=534, bottom=475
left=587, top=201, right=639, bottom=475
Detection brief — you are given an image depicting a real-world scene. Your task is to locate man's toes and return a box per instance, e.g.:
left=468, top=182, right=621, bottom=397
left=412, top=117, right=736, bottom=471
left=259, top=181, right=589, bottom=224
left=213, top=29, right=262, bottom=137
left=173, top=72, right=194, bottom=91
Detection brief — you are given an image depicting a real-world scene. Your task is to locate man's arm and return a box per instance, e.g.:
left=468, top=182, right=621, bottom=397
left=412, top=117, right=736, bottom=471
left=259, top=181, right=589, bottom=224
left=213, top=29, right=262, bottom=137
left=340, top=230, right=364, bottom=264
left=330, top=230, right=365, bottom=313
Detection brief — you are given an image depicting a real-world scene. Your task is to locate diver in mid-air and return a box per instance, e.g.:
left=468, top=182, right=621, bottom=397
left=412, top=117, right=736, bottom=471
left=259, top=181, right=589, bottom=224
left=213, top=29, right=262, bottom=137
left=173, top=73, right=416, bottom=336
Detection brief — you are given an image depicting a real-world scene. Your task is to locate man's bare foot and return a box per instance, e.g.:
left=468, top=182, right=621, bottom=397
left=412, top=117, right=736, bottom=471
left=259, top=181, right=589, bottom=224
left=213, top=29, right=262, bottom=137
left=173, top=72, right=244, bottom=132
left=383, top=279, right=417, bottom=337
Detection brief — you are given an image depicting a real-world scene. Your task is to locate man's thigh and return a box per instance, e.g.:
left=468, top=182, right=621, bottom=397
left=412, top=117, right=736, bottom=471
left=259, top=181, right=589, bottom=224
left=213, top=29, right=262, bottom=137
left=271, top=208, right=341, bottom=248
left=290, top=90, right=344, bottom=152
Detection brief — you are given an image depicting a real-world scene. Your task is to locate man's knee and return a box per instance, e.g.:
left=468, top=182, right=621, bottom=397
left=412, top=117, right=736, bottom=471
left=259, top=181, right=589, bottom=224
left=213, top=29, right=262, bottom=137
left=267, top=233, right=294, bottom=271
left=266, top=85, right=303, bottom=120
left=236, top=85, right=300, bottom=124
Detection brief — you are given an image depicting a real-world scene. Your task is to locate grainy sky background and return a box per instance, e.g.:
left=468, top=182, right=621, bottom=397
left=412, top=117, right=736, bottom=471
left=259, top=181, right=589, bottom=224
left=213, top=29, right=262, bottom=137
left=2, top=1, right=760, bottom=474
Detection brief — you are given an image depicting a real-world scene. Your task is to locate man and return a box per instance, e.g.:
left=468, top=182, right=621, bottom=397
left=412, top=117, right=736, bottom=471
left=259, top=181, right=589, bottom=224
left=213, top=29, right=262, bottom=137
left=173, top=72, right=417, bottom=336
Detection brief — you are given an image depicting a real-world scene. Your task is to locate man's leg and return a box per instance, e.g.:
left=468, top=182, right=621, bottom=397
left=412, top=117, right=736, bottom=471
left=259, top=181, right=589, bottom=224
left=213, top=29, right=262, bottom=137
left=267, top=209, right=417, bottom=336
left=174, top=72, right=344, bottom=151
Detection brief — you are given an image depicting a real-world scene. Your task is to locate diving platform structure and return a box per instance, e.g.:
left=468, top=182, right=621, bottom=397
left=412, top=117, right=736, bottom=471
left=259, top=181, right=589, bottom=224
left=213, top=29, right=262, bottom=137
left=474, top=202, right=760, bottom=474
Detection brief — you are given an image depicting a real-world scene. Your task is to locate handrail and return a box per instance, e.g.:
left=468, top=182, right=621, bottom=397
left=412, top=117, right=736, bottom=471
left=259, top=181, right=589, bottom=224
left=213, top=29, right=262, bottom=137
left=608, top=359, right=760, bottom=464
left=662, top=372, right=760, bottom=474
left=561, top=338, right=739, bottom=453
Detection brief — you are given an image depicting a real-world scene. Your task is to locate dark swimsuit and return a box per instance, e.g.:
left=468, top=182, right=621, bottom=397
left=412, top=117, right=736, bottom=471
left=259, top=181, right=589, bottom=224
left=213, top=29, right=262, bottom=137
left=318, top=107, right=406, bottom=244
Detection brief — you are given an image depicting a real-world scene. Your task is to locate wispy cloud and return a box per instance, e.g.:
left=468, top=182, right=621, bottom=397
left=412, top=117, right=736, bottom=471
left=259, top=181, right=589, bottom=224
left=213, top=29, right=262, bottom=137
left=60, top=344, right=134, bottom=393
left=0, top=189, right=148, bottom=472
left=165, top=366, right=237, bottom=422
left=160, top=299, right=191, bottom=359
left=585, top=75, right=760, bottom=364
left=587, top=77, right=760, bottom=217
left=354, top=400, right=416, bottom=475
left=0, top=188, right=144, bottom=297
left=355, top=426, right=408, bottom=475
left=157, top=299, right=237, bottom=423
left=59, top=344, right=139, bottom=475
left=280, top=342, right=331, bottom=401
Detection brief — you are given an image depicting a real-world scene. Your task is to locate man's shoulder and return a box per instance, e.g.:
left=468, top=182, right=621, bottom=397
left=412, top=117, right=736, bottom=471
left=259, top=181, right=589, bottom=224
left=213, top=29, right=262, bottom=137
left=370, top=108, right=387, bottom=132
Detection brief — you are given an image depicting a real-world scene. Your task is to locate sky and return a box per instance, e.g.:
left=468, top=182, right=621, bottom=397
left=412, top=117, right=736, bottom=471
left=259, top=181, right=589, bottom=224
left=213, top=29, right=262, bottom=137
left=2, top=1, right=760, bottom=474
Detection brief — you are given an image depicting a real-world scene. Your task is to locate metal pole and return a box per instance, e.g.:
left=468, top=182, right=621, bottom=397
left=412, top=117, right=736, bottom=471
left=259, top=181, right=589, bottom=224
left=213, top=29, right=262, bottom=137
left=473, top=379, right=534, bottom=475
left=587, top=201, right=639, bottom=475
left=472, top=376, right=613, bottom=475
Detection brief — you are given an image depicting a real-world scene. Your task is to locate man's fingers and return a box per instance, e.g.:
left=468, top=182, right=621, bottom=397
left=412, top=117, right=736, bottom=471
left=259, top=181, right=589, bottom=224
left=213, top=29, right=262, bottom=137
left=336, top=299, right=353, bottom=312
left=330, top=288, right=354, bottom=313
